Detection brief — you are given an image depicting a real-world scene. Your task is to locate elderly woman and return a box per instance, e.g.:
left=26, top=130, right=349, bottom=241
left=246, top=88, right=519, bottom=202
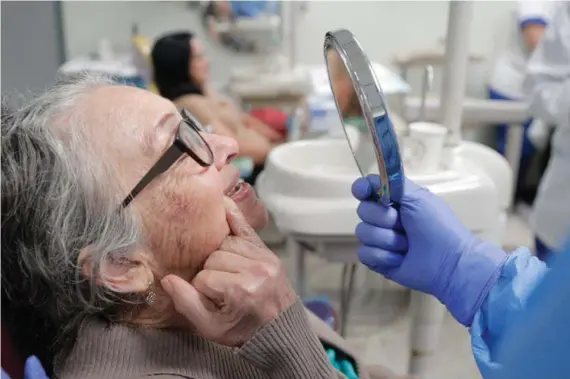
left=1, top=75, right=409, bottom=379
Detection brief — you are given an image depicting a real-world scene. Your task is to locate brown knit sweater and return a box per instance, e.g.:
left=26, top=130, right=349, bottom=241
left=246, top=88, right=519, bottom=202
left=56, top=300, right=375, bottom=379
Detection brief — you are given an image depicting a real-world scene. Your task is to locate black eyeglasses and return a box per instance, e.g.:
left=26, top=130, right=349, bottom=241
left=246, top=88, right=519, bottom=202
left=121, top=109, right=214, bottom=208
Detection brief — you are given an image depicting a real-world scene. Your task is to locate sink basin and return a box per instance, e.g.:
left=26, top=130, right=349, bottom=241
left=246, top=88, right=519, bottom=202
left=257, top=136, right=511, bottom=240
left=256, top=138, right=362, bottom=235
left=260, top=139, right=360, bottom=199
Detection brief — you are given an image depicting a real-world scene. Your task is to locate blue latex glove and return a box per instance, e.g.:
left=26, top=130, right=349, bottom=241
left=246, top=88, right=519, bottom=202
left=1, top=356, right=49, bottom=379
left=352, top=175, right=509, bottom=326
left=24, top=356, right=49, bottom=379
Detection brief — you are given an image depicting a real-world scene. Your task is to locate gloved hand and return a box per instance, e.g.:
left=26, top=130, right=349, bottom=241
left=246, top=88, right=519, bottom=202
left=23, top=356, right=49, bottom=379
left=352, top=175, right=508, bottom=326
left=1, top=356, right=49, bottom=379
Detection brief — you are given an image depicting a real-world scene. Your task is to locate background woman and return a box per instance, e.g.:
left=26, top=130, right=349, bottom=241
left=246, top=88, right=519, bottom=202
left=151, top=31, right=285, bottom=183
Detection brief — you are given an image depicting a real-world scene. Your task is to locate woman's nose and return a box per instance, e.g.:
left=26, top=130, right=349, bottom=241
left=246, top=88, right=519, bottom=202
left=205, top=133, right=239, bottom=169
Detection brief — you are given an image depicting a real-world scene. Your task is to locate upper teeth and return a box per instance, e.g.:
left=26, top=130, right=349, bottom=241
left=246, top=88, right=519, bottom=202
left=227, top=179, right=244, bottom=196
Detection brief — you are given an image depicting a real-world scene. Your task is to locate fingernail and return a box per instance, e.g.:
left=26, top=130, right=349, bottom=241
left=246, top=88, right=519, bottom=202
left=161, top=277, right=173, bottom=294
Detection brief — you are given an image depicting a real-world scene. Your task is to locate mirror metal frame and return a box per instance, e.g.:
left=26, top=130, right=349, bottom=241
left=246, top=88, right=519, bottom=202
left=324, top=29, right=404, bottom=205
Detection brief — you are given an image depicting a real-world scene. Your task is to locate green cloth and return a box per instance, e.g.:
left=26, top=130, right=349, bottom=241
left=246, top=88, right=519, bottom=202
left=231, top=157, right=254, bottom=178
left=325, top=348, right=359, bottom=379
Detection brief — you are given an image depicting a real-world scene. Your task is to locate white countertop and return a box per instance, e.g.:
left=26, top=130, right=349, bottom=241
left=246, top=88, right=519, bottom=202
left=59, top=54, right=139, bottom=77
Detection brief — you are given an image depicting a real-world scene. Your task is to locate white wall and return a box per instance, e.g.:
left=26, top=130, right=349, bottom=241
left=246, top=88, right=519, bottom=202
left=61, top=0, right=515, bottom=94
left=2, top=1, right=65, bottom=101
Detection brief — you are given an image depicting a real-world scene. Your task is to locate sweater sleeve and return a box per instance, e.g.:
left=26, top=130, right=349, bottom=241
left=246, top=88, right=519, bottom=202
left=237, top=299, right=346, bottom=378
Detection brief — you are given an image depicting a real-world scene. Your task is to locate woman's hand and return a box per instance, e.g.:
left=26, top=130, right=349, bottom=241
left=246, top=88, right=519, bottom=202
left=161, top=197, right=296, bottom=347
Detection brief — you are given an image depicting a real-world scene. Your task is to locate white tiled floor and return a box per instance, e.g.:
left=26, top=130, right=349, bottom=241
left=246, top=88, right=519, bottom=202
left=267, top=213, right=534, bottom=379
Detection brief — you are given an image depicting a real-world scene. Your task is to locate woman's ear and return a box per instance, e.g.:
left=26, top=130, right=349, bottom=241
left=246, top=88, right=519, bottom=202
left=78, top=248, right=154, bottom=294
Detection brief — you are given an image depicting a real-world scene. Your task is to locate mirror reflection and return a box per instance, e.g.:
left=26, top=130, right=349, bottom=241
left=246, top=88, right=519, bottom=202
left=324, top=30, right=404, bottom=204
left=325, top=45, right=377, bottom=179
left=326, top=48, right=364, bottom=121
left=201, top=1, right=282, bottom=54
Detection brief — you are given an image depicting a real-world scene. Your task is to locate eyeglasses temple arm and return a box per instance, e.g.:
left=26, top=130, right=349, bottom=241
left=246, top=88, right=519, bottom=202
left=121, top=145, right=184, bottom=208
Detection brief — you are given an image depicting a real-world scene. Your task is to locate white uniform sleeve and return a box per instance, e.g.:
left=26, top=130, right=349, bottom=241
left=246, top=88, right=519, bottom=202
left=523, top=5, right=570, bottom=126
left=516, top=0, right=554, bottom=27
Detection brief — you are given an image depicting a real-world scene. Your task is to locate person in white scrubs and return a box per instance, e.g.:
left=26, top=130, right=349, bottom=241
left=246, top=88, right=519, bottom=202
left=488, top=0, right=557, bottom=204
left=524, top=3, right=570, bottom=263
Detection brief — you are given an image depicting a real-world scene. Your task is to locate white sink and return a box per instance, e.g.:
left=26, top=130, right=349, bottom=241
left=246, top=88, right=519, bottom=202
left=256, top=138, right=362, bottom=235
left=257, top=134, right=511, bottom=242
left=259, top=139, right=360, bottom=199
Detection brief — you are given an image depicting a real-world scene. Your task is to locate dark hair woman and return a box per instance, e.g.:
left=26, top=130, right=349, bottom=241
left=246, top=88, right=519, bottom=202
left=151, top=31, right=285, bottom=183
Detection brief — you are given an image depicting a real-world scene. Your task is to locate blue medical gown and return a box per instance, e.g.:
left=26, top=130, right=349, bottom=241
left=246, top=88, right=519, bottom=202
left=470, top=246, right=570, bottom=378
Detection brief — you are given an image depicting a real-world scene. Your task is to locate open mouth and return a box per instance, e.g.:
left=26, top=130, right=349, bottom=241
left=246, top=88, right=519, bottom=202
left=225, top=178, right=245, bottom=197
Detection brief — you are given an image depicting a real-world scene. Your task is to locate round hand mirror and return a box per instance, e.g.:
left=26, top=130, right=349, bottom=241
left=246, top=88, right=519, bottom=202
left=324, top=29, right=404, bottom=205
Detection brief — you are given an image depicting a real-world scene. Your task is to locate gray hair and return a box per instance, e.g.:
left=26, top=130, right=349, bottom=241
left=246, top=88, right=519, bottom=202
left=1, top=72, right=143, bottom=355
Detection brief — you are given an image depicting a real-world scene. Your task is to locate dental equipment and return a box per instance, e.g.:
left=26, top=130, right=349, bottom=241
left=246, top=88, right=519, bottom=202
left=403, top=86, right=528, bottom=205
left=257, top=4, right=511, bottom=377
left=418, top=66, right=434, bottom=123
left=208, top=1, right=311, bottom=110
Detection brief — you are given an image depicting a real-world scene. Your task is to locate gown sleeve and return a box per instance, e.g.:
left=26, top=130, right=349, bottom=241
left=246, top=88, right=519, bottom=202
left=469, top=248, right=549, bottom=378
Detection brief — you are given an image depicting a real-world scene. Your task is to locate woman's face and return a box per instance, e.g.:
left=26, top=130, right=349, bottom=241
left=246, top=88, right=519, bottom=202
left=84, top=86, right=267, bottom=280
left=327, top=50, right=357, bottom=117
left=189, top=38, right=210, bottom=90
